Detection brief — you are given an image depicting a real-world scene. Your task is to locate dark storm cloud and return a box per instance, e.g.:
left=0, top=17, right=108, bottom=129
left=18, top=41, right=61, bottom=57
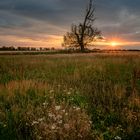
left=0, top=0, right=86, bottom=26
left=95, top=0, right=140, bottom=41
left=0, top=0, right=140, bottom=47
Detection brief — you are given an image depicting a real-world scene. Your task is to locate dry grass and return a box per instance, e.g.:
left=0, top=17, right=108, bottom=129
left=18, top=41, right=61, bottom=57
left=0, top=52, right=140, bottom=140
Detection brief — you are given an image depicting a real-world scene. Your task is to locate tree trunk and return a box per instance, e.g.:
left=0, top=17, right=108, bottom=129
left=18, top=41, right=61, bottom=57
left=80, top=44, right=85, bottom=52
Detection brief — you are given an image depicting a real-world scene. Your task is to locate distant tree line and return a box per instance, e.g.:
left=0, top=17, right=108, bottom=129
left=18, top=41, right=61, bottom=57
left=0, top=46, right=55, bottom=51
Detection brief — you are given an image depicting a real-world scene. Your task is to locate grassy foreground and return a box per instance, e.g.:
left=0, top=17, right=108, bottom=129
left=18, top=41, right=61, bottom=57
left=0, top=53, right=140, bottom=140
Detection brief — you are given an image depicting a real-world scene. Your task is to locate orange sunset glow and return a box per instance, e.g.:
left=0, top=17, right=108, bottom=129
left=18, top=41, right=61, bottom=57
left=0, top=35, right=63, bottom=48
left=94, top=37, right=140, bottom=49
left=1, top=34, right=140, bottom=50
left=0, top=0, right=140, bottom=50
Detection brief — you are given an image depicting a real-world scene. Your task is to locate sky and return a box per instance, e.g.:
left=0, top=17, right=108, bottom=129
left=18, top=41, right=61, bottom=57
left=0, top=0, right=140, bottom=49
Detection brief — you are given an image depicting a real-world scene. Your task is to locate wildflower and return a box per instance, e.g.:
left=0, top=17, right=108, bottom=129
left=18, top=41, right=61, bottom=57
left=89, top=121, right=92, bottom=124
left=38, top=117, right=45, bottom=122
left=32, top=121, right=39, bottom=125
left=37, top=136, right=42, bottom=140
left=58, top=120, right=63, bottom=124
left=48, top=113, right=55, bottom=118
left=114, top=136, right=122, bottom=140
left=55, top=106, right=61, bottom=111
left=25, top=122, right=29, bottom=126
left=43, top=102, right=48, bottom=107
left=62, top=109, right=65, bottom=113
left=51, top=124, right=56, bottom=130
left=67, top=91, right=71, bottom=95
left=49, top=89, right=54, bottom=93
left=75, top=107, right=80, bottom=111
left=56, top=114, right=62, bottom=120
left=3, top=124, right=7, bottom=127
left=63, top=89, right=67, bottom=92
left=58, top=84, right=61, bottom=87
left=78, top=134, right=83, bottom=138
left=65, top=112, right=68, bottom=116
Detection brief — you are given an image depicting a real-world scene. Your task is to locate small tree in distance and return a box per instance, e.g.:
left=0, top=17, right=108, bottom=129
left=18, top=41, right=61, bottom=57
left=63, top=0, right=101, bottom=52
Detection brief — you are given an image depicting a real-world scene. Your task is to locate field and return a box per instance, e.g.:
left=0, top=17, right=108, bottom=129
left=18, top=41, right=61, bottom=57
left=0, top=52, right=140, bottom=140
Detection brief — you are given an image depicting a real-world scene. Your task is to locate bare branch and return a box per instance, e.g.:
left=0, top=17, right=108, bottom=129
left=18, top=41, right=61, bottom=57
left=63, top=0, right=101, bottom=52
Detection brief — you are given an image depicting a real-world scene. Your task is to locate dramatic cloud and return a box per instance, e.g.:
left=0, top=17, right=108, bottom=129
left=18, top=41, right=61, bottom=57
left=0, top=0, right=140, bottom=48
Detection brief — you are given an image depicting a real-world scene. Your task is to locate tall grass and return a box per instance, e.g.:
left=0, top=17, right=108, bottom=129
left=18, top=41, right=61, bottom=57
left=0, top=53, right=140, bottom=139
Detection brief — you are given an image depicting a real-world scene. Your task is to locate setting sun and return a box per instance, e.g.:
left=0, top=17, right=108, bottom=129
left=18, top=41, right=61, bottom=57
left=110, top=42, right=118, bottom=47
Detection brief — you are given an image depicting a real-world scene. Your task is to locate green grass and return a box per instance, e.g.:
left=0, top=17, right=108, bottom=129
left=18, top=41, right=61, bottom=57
left=0, top=53, right=140, bottom=140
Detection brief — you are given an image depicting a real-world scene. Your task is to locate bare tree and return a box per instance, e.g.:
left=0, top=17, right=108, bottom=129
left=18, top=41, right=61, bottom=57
left=63, top=0, right=101, bottom=52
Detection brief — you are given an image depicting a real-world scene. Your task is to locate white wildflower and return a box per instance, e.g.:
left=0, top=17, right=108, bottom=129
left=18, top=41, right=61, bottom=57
left=89, top=121, right=92, bottom=124
left=25, top=122, right=29, bottom=126
left=38, top=117, right=45, bottom=122
left=56, top=114, right=62, bottom=120
left=58, top=84, right=61, bottom=87
left=114, top=136, right=122, bottom=140
left=67, top=91, right=71, bottom=95
left=48, top=113, right=55, bottom=118
left=43, top=102, right=48, bottom=107
left=32, top=121, right=39, bottom=125
left=51, top=124, right=56, bottom=130
left=62, top=109, right=65, bottom=113
left=58, top=120, right=63, bottom=124
left=75, top=107, right=80, bottom=111
left=55, top=106, right=61, bottom=111
left=3, top=124, right=7, bottom=127
left=78, top=134, right=83, bottom=138
left=37, top=136, right=42, bottom=140
left=73, top=106, right=76, bottom=109
left=49, top=90, right=54, bottom=93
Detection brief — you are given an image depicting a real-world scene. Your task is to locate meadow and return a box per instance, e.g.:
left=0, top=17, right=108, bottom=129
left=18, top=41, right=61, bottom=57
left=0, top=52, right=140, bottom=140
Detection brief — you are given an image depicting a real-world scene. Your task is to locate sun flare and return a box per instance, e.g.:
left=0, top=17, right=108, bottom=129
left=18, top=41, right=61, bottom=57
left=110, top=42, right=119, bottom=47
